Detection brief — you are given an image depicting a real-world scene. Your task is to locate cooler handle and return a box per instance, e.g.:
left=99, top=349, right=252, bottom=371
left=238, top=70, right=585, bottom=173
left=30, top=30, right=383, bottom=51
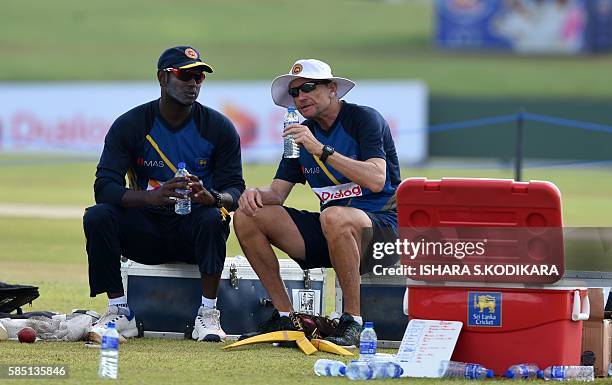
left=403, top=288, right=409, bottom=316
left=571, top=290, right=590, bottom=321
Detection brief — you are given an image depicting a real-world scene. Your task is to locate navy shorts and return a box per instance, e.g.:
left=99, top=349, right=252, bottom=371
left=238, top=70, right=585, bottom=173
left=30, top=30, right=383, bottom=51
left=282, top=206, right=397, bottom=270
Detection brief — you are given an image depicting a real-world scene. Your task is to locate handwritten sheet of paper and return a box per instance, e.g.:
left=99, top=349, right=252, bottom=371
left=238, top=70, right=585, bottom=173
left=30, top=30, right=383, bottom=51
left=396, top=319, right=462, bottom=378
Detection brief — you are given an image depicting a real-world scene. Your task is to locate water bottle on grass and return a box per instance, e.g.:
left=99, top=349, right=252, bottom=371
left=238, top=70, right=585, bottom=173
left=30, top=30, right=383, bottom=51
left=439, top=360, right=494, bottom=379
left=346, top=361, right=373, bottom=381
left=98, top=322, right=119, bottom=379
left=538, top=366, right=594, bottom=381
left=505, top=363, right=540, bottom=380
left=313, top=359, right=346, bottom=377
left=359, top=321, right=377, bottom=362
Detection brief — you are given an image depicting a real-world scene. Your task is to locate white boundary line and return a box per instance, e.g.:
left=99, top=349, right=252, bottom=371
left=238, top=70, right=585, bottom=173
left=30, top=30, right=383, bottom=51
left=0, top=203, right=84, bottom=219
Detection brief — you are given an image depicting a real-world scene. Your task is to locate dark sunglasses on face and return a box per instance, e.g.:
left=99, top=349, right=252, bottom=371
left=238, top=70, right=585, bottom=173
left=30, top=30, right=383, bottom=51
left=288, top=79, right=331, bottom=97
left=163, top=68, right=206, bottom=84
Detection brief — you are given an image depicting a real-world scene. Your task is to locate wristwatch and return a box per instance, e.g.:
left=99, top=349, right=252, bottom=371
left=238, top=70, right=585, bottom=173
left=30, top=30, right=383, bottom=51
left=209, top=189, right=223, bottom=208
left=319, top=145, right=335, bottom=162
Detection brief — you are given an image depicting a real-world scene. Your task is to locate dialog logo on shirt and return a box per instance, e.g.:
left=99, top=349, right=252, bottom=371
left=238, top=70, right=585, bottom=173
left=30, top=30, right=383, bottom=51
left=312, top=182, right=363, bottom=204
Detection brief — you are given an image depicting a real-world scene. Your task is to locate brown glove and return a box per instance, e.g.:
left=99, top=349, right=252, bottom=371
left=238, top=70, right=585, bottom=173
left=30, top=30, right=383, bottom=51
left=289, top=312, right=338, bottom=340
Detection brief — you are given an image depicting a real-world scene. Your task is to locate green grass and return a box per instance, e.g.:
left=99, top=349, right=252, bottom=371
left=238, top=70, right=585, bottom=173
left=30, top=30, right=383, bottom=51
left=2, top=0, right=612, bottom=98
left=2, top=154, right=612, bottom=225
left=1, top=157, right=611, bottom=384
left=0, top=342, right=496, bottom=385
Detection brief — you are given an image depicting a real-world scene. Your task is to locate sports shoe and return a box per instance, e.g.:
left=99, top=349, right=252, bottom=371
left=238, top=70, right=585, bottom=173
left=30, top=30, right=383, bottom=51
left=0, top=321, right=8, bottom=341
left=90, top=305, right=137, bottom=339
left=238, top=309, right=298, bottom=341
left=192, top=307, right=226, bottom=342
left=324, top=313, right=361, bottom=348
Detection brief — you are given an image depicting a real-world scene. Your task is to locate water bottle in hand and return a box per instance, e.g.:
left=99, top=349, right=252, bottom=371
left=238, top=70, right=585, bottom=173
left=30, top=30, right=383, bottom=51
left=505, top=363, right=540, bottom=380
left=439, top=360, right=494, bottom=379
left=313, top=359, right=346, bottom=377
left=98, top=322, right=119, bottom=379
left=282, top=107, right=300, bottom=158
left=359, top=321, right=377, bottom=362
left=174, top=162, right=191, bottom=215
left=538, top=366, right=594, bottom=381
left=346, top=361, right=373, bottom=381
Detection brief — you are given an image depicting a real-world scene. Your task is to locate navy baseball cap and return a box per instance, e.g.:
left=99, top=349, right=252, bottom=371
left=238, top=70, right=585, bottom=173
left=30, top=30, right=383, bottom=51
left=157, top=46, right=213, bottom=73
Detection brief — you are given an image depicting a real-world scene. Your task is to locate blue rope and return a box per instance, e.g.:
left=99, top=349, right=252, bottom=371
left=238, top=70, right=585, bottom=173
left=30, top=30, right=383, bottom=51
left=424, top=112, right=612, bottom=135
left=523, top=113, right=612, bottom=134
left=428, top=114, right=517, bottom=133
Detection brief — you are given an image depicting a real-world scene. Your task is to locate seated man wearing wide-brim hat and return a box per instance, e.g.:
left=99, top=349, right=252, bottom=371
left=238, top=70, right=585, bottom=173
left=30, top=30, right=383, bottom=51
left=233, top=59, right=401, bottom=347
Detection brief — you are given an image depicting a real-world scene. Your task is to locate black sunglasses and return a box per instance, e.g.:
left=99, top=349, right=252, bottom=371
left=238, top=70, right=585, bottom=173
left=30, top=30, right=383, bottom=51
left=288, top=80, right=331, bottom=97
left=163, top=68, right=206, bottom=84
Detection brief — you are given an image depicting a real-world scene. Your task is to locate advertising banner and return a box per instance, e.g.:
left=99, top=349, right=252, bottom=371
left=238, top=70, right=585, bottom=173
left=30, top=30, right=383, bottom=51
left=0, top=81, right=427, bottom=164
left=436, top=0, right=612, bottom=54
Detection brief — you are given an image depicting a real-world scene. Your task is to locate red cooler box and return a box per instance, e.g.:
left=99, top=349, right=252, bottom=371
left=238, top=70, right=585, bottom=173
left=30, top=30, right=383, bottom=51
left=408, top=285, right=587, bottom=375
left=397, top=178, right=585, bottom=375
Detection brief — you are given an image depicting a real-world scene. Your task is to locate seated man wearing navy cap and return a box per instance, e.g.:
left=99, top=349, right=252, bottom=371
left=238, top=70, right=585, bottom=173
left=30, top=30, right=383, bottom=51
left=83, top=46, right=245, bottom=342
left=233, top=59, right=400, bottom=347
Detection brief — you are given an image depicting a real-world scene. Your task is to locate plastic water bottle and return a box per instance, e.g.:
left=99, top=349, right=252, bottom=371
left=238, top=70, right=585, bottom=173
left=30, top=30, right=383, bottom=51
left=174, top=162, right=191, bottom=215
left=505, top=363, right=540, bottom=380
left=538, top=366, right=594, bottom=381
left=359, top=321, right=377, bottom=362
left=313, top=359, right=346, bottom=377
left=439, top=360, right=494, bottom=379
left=282, top=107, right=300, bottom=158
left=370, top=361, right=403, bottom=379
left=98, top=322, right=119, bottom=379
left=346, top=361, right=373, bottom=381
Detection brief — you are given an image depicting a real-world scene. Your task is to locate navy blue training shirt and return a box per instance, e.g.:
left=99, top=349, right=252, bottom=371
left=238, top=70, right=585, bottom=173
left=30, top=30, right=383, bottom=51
left=94, top=100, right=245, bottom=211
left=275, top=102, right=400, bottom=213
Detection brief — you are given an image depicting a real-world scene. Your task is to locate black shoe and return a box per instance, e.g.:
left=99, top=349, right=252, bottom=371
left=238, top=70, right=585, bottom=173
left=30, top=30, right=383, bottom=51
left=238, top=310, right=298, bottom=341
left=324, top=313, right=361, bottom=348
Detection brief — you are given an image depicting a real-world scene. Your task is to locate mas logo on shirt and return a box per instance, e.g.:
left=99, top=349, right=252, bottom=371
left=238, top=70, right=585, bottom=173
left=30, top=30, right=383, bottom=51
left=312, top=182, right=363, bottom=204
left=301, top=166, right=321, bottom=175
left=195, top=158, right=208, bottom=171
left=138, top=157, right=165, bottom=168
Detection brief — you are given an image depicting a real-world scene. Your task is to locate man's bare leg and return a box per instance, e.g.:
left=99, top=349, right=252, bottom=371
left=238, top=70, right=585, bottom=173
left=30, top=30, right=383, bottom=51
left=320, top=206, right=372, bottom=316
left=233, top=206, right=306, bottom=312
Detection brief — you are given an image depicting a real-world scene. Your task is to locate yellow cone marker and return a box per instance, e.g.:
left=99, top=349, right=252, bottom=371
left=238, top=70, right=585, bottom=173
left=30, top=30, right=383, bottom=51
left=311, top=339, right=354, bottom=356
left=295, top=336, right=317, bottom=355
left=223, top=331, right=306, bottom=350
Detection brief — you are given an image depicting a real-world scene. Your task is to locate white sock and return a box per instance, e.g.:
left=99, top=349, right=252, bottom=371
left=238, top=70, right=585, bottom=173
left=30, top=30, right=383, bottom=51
left=201, top=296, right=217, bottom=310
left=278, top=311, right=290, bottom=317
left=351, top=315, right=363, bottom=325
left=109, top=295, right=127, bottom=307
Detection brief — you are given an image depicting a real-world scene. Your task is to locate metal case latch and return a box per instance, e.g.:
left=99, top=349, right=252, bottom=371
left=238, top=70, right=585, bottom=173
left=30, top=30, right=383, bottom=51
left=303, top=269, right=311, bottom=289
left=230, top=263, right=239, bottom=289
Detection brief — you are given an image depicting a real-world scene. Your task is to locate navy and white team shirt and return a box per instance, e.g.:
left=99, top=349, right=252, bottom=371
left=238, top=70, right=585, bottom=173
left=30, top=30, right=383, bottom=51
left=275, top=102, right=401, bottom=214
left=94, top=100, right=245, bottom=211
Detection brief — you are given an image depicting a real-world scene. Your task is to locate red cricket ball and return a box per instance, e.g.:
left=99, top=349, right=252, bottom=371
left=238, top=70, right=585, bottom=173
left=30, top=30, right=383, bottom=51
left=17, top=327, right=37, bottom=343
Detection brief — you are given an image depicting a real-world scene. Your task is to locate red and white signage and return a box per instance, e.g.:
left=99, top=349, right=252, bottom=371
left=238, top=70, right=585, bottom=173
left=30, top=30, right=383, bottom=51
left=0, top=81, right=427, bottom=164
left=312, top=182, right=364, bottom=204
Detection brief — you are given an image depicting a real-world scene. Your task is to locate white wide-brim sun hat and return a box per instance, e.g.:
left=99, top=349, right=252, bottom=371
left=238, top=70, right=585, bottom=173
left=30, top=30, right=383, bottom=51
left=271, top=59, right=355, bottom=108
